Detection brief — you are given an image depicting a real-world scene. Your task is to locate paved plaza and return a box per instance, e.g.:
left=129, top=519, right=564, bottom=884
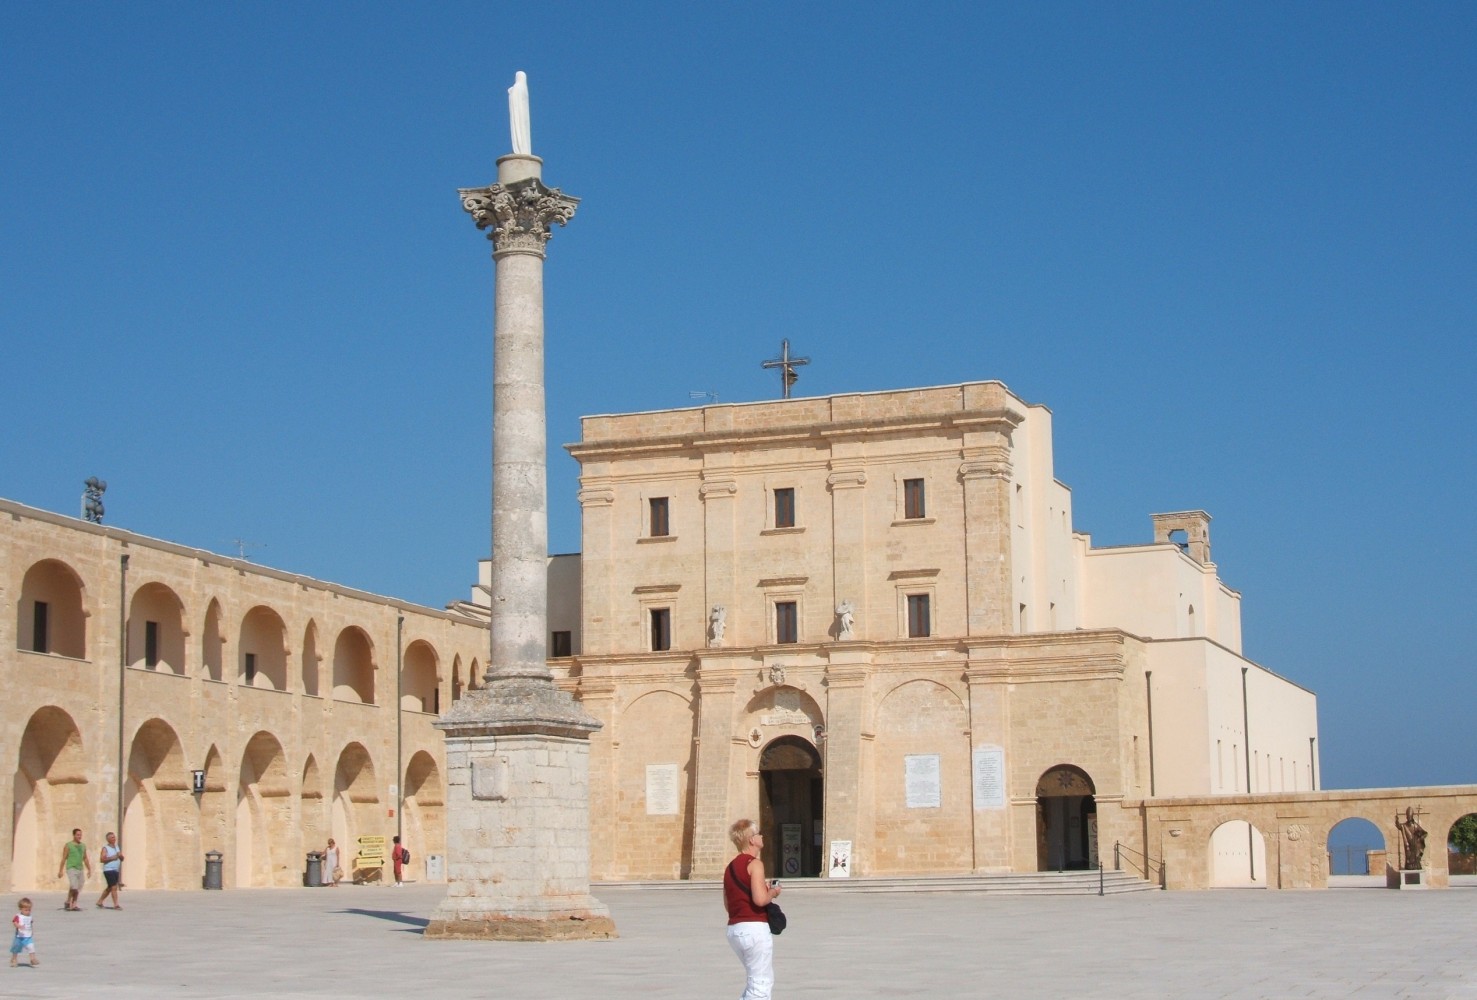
left=5, top=880, right=1474, bottom=998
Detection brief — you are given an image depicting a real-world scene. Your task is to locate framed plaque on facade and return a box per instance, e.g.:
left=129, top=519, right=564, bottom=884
left=904, top=753, right=941, bottom=808
left=972, top=745, right=1006, bottom=810
left=645, top=763, right=679, bottom=816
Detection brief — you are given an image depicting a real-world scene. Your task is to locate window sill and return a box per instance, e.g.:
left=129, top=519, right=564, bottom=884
left=891, top=517, right=936, bottom=527
left=637, top=535, right=677, bottom=544
left=761, top=526, right=806, bottom=536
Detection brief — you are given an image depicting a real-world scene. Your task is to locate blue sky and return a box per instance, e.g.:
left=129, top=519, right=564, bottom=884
left=3, top=3, right=1473, bottom=793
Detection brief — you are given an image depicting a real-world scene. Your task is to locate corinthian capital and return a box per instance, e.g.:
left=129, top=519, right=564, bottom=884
left=459, top=178, right=579, bottom=258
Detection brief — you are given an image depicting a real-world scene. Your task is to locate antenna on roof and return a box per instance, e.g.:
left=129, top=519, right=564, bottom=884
left=232, top=540, right=265, bottom=561
left=688, top=390, right=719, bottom=403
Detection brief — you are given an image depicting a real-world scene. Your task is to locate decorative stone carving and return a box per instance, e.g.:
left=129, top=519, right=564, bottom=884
left=459, top=179, right=579, bottom=259
left=836, top=600, right=855, bottom=640
left=707, top=605, right=726, bottom=647
left=760, top=689, right=810, bottom=727
left=768, top=664, right=785, bottom=686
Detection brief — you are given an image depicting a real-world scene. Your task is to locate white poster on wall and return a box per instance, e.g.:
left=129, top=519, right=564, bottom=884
left=904, top=753, right=942, bottom=808
left=828, top=840, right=853, bottom=878
left=971, top=745, right=1006, bottom=810
left=645, top=763, right=679, bottom=816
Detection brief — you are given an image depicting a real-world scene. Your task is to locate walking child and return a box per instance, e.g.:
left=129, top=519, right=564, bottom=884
left=10, top=898, right=37, bottom=968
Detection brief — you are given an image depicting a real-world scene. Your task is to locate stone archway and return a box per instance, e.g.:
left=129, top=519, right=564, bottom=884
left=759, top=736, right=823, bottom=879
left=12, top=707, right=88, bottom=890
left=18, top=559, right=87, bottom=658
left=198, top=745, right=227, bottom=862
left=127, top=582, right=186, bottom=674
left=1209, top=819, right=1268, bottom=887
left=122, top=718, right=193, bottom=888
left=332, top=742, right=380, bottom=875
left=301, top=755, right=326, bottom=859
left=236, top=731, right=293, bottom=886
left=332, top=627, right=375, bottom=704
left=403, top=751, right=444, bottom=878
left=402, top=640, right=439, bottom=714
left=1036, top=765, right=1097, bottom=871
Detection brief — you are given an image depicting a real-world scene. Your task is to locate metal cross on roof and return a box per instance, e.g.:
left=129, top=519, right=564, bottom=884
left=761, top=339, right=810, bottom=400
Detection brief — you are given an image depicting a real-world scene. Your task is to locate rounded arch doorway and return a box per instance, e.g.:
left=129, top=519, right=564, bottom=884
left=758, top=736, right=822, bottom=878
left=1036, top=765, right=1097, bottom=871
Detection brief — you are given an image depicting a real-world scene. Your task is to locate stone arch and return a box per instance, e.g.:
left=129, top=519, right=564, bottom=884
left=332, top=741, right=380, bottom=874
left=301, top=620, right=321, bottom=696
left=1325, top=815, right=1388, bottom=879
left=467, top=658, right=481, bottom=691
left=332, top=627, right=375, bottom=704
left=1036, top=765, right=1098, bottom=871
left=450, top=654, right=463, bottom=702
left=301, top=754, right=326, bottom=857
left=198, top=745, right=228, bottom=860
left=1209, top=817, right=1269, bottom=887
left=122, top=717, right=193, bottom=888
left=615, top=689, right=696, bottom=878
left=236, top=731, right=293, bottom=886
left=239, top=605, right=288, bottom=690
left=402, top=639, right=439, bottom=713
left=871, top=679, right=970, bottom=874
left=127, top=582, right=186, bottom=674
left=403, top=751, right=444, bottom=878
left=11, top=707, right=88, bottom=889
left=1448, top=812, right=1477, bottom=877
left=201, top=599, right=224, bottom=681
left=759, top=734, right=824, bottom=878
left=18, top=558, right=87, bottom=658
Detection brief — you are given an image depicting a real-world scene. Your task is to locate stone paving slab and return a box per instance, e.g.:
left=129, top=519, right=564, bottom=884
left=5, top=881, right=1475, bottom=998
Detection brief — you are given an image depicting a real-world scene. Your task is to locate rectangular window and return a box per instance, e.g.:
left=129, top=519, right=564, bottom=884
left=31, top=601, right=49, bottom=653
left=906, top=594, right=931, bottom=638
left=244, top=652, right=257, bottom=684
left=649, top=497, right=670, bottom=537
left=144, top=621, right=160, bottom=667
left=773, top=487, right=796, bottom=529
left=649, top=609, right=671, bottom=652
left=903, top=478, right=926, bottom=519
left=551, top=630, right=572, bottom=657
left=775, top=601, right=798, bottom=644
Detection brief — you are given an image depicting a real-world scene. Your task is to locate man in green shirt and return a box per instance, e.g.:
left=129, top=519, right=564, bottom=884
left=57, top=828, right=92, bottom=911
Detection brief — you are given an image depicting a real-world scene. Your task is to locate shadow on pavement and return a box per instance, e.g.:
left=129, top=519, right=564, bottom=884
left=337, top=907, right=430, bottom=932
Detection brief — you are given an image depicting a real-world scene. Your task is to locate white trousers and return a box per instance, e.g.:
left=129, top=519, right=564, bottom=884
left=726, top=921, right=774, bottom=1000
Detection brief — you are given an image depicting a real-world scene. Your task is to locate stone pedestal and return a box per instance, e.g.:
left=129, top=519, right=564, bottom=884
left=1388, top=865, right=1426, bottom=890
left=425, top=681, right=616, bottom=940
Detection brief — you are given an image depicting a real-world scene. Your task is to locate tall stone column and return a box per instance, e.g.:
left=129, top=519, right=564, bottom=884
left=426, top=146, right=615, bottom=941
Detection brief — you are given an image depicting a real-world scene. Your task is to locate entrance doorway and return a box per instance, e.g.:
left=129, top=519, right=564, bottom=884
left=1036, top=765, right=1097, bottom=871
left=758, top=736, right=822, bottom=878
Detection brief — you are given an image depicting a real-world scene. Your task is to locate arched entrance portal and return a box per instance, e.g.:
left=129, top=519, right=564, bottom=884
left=1036, top=765, right=1097, bottom=871
left=758, top=736, right=822, bottom=878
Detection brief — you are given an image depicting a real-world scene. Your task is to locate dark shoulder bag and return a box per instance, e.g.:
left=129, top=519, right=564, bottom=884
left=726, top=858, right=787, bottom=935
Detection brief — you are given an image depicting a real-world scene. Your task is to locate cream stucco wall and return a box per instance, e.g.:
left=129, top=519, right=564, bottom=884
left=1, top=499, right=487, bottom=893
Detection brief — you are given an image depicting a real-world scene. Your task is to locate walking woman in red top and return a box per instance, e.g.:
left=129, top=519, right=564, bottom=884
left=723, top=818, right=781, bottom=1000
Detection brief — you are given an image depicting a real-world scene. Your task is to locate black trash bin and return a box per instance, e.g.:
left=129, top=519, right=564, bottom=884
left=203, top=850, right=224, bottom=890
left=305, top=851, right=324, bottom=887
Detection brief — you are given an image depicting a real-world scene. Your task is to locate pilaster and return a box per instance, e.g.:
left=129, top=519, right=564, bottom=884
left=821, top=656, right=869, bottom=874
left=960, top=435, right=1016, bottom=635
left=689, top=664, right=740, bottom=876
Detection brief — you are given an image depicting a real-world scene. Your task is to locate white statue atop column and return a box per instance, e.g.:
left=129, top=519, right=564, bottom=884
left=508, top=70, right=531, bottom=155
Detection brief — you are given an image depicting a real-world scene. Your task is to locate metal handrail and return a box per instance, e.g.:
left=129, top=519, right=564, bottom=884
left=1113, top=840, right=1167, bottom=888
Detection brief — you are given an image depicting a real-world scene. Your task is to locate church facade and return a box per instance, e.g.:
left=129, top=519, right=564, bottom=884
left=562, top=381, right=1319, bottom=881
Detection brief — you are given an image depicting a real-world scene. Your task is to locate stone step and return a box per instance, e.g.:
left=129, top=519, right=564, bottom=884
left=596, top=869, right=1161, bottom=896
